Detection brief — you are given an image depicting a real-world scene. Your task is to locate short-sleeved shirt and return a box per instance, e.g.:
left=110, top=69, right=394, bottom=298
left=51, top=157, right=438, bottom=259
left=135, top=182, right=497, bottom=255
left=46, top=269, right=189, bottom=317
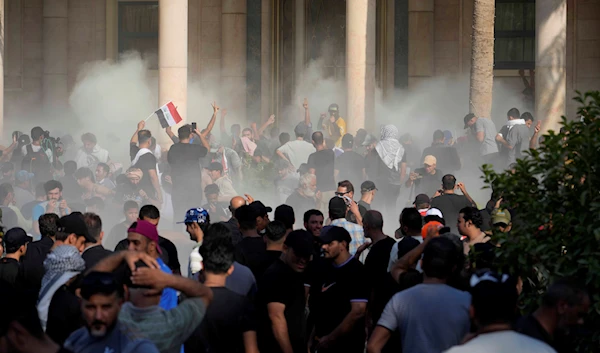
left=64, top=323, right=159, bottom=353
left=364, top=237, right=396, bottom=323
left=430, top=194, right=474, bottom=234
left=0, top=258, right=20, bottom=286
left=473, top=118, right=499, bottom=156
left=129, top=144, right=158, bottom=198
left=506, top=124, right=531, bottom=165
left=309, top=256, right=368, bottom=352
left=185, top=287, right=256, bottom=353
left=329, top=219, right=367, bottom=256
left=13, top=186, right=34, bottom=208
left=119, top=298, right=207, bottom=353
left=335, top=150, right=365, bottom=189
left=377, top=283, right=471, bottom=353
left=168, top=142, right=208, bottom=201
left=32, top=201, right=70, bottom=222
left=18, top=236, right=54, bottom=293
left=277, top=140, right=315, bottom=169
left=444, top=331, right=557, bottom=353
left=412, top=168, right=443, bottom=197
left=256, top=259, right=306, bottom=353
left=365, top=149, right=406, bottom=185
left=233, top=236, right=268, bottom=279
left=157, top=258, right=178, bottom=310
left=307, top=149, right=335, bottom=192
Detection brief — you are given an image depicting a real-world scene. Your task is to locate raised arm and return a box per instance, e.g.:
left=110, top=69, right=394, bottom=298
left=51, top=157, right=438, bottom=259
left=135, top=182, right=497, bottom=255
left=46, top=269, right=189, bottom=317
left=303, top=98, right=311, bottom=126
left=258, top=114, right=276, bottom=137
left=201, top=101, right=219, bottom=138
left=131, top=121, right=145, bottom=145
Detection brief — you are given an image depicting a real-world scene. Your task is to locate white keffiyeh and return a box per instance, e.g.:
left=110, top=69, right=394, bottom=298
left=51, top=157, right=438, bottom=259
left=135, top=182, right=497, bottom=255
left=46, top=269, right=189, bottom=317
left=376, top=125, right=405, bottom=171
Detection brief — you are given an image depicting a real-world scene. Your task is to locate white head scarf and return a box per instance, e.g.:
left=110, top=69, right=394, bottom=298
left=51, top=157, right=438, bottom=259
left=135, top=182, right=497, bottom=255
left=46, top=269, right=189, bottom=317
left=376, top=125, right=405, bottom=171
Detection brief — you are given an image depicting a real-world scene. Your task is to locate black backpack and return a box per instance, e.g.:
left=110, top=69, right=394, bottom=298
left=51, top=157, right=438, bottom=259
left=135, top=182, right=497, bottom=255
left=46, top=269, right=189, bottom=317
left=21, top=145, right=53, bottom=182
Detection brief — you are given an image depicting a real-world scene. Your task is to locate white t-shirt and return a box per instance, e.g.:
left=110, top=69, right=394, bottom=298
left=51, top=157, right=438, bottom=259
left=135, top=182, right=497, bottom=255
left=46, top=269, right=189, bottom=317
left=444, top=331, right=557, bottom=353
left=277, top=139, right=316, bottom=169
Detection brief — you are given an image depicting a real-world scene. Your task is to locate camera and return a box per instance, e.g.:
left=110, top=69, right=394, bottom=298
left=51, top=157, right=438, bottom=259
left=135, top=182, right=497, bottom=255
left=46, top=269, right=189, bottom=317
left=192, top=122, right=197, bottom=130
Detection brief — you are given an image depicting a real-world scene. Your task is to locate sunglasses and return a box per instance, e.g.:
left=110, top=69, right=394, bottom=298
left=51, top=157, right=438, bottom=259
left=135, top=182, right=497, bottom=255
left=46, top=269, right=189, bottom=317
left=335, top=191, right=350, bottom=196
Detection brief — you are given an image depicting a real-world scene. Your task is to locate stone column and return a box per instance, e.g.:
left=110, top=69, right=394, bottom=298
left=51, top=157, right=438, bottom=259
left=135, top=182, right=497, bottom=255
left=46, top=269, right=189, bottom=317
left=346, top=0, right=376, bottom=133
left=222, top=0, right=247, bottom=122
left=159, top=0, right=188, bottom=137
left=294, top=0, right=305, bottom=99
left=43, top=0, right=69, bottom=113
left=536, top=0, right=566, bottom=133
left=260, top=0, right=271, bottom=121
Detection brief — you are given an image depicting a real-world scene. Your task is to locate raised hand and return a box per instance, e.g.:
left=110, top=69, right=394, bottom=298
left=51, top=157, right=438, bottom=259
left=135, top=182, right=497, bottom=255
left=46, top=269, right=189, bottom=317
left=137, top=120, right=146, bottom=131
left=212, top=101, right=220, bottom=113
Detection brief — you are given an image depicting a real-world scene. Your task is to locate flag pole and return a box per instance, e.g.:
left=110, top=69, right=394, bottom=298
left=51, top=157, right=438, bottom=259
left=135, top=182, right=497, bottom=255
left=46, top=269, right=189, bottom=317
left=144, top=111, right=155, bottom=122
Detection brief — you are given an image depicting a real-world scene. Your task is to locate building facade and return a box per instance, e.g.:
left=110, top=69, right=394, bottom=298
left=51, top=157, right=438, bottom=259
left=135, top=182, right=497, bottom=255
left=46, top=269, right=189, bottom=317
left=2, top=0, right=600, bottom=134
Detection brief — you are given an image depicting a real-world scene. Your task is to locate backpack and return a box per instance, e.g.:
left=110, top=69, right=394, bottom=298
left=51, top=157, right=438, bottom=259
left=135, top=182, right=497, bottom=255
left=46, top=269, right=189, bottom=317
left=21, top=145, right=53, bottom=182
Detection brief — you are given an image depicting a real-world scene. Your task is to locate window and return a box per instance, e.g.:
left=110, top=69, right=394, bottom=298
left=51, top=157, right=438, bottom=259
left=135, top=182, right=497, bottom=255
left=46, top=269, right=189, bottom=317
left=494, top=0, right=535, bottom=70
left=118, top=2, right=159, bottom=69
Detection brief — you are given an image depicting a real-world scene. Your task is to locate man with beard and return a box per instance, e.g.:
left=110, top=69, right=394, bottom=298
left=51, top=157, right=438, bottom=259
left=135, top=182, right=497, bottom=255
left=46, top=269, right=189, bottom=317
left=286, top=173, right=321, bottom=223
left=308, top=226, right=368, bottom=353
left=303, top=209, right=324, bottom=253
left=257, top=230, right=314, bottom=353
left=74, top=133, right=110, bottom=170
left=63, top=271, right=159, bottom=352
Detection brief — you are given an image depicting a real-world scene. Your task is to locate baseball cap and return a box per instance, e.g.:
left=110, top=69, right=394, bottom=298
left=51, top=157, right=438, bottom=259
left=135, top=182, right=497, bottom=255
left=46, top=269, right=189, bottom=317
left=328, top=196, right=347, bottom=213
left=341, top=134, right=354, bottom=148
left=294, top=122, right=308, bottom=137
left=422, top=221, right=444, bottom=239
left=423, top=155, right=437, bottom=166
left=57, top=213, right=96, bottom=243
left=15, top=170, right=34, bottom=183
left=178, top=208, right=210, bottom=224
left=249, top=201, right=272, bottom=216
left=284, top=230, right=313, bottom=258
left=319, top=226, right=352, bottom=245
left=424, top=208, right=445, bottom=225
left=491, top=209, right=511, bottom=226
left=328, top=103, right=339, bottom=112
left=206, top=162, right=224, bottom=172
left=361, top=134, right=377, bottom=146
left=127, top=220, right=162, bottom=254
left=413, top=193, right=430, bottom=206
left=464, top=113, right=476, bottom=129
left=3, top=227, right=31, bottom=252
left=361, top=180, right=377, bottom=193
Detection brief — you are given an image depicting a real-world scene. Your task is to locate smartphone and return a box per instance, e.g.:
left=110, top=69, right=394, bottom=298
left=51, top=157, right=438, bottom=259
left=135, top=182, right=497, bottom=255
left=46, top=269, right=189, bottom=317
left=192, top=122, right=197, bottom=130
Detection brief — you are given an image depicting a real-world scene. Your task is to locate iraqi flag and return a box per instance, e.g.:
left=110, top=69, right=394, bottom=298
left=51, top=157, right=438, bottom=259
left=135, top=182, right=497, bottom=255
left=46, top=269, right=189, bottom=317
left=155, top=102, right=183, bottom=128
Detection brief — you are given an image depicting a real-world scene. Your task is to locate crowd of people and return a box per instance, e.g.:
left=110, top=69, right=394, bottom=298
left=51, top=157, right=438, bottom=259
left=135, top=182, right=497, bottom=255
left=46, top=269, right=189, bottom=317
left=0, top=99, right=592, bottom=353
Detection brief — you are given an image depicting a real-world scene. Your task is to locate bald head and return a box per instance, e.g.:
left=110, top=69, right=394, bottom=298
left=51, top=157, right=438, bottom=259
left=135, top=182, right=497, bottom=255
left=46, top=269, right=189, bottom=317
left=229, top=196, right=246, bottom=214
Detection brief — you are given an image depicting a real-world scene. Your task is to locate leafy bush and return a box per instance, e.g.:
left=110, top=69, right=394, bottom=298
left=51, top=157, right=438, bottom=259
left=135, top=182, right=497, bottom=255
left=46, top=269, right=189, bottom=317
left=482, top=91, right=600, bottom=351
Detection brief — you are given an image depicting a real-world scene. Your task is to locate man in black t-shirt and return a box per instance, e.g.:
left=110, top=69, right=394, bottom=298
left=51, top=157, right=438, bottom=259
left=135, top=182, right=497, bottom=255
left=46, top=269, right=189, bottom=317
left=406, top=155, right=443, bottom=197
left=168, top=125, right=209, bottom=221
left=421, top=130, right=461, bottom=172
left=0, top=228, right=30, bottom=286
left=430, top=174, right=476, bottom=234
left=309, top=226, right=368, bottom=353
left=362, top=211, right=396, bottom=329
left=19, top=213, right=58, bottom=294
left=185, top=223, right=258, bottom=353
left=129, top=121, right=161, bottom=205
left=335, top=134, right=365, bottom=189
left=308, top=132, right=335, bottom=212
left=233, top=205, right=268, bottom=278
left=257, top=230, right=313, bottom=353
left=515, top=279, right=591, bottom=353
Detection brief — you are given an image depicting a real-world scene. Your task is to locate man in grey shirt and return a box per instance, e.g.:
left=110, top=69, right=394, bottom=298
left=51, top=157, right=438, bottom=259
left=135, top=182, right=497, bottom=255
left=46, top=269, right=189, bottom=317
left=506, top=122, right=531, bottom=166
left=464, top=113, right=498, bottom=161
left=367, top=237, right=471, bottom=353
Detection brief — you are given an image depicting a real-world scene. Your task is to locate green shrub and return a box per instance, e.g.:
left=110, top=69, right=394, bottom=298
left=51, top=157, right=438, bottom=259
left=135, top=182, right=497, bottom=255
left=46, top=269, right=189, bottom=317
left=482, top=91, right=600, bottom=351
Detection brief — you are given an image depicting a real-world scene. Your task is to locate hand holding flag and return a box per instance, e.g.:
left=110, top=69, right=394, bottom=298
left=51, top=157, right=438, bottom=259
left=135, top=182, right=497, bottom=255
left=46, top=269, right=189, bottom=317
left=148, top=101, right=183, bottom=128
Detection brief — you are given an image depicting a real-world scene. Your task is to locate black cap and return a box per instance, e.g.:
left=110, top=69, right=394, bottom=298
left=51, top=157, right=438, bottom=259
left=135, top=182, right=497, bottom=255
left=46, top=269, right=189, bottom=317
left=284, top=230, right=314, bottom=258
left=328, top=196, right=347, bottom=212
left=57, top=213, right=95, bottom=243
left=319, top=226, right=352, bottom=245
left=206, top=162, right=224, bottom=172
left=464, top=113, right=476, bottom=129
left=360, top=181, right=377, bottom=193
left=250, top=200, right=272, bottom=216
left=341, top=134, right=353, bottom=149
left=3, top=228, right=31, bottom=253
left=413, top=193, right=431, bottom=206
left=80, top=271, right=123, bottom=300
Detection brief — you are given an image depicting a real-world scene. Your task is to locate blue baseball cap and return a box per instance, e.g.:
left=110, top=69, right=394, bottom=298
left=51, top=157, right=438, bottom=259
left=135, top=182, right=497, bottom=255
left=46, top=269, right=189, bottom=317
left=15, top=170, right=34, bottom=182
left=178, top=208, right=209, bottom=224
